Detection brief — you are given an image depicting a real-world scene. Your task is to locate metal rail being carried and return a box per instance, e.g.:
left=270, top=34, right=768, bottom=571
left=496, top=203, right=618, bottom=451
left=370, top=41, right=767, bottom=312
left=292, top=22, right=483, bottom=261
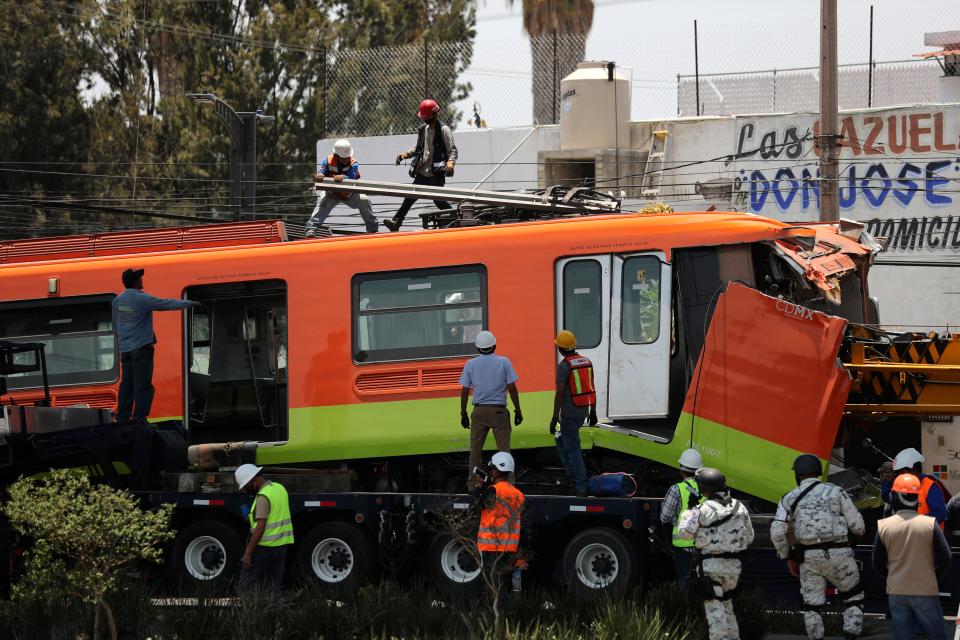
left=314, top=179, right=621, bottom=229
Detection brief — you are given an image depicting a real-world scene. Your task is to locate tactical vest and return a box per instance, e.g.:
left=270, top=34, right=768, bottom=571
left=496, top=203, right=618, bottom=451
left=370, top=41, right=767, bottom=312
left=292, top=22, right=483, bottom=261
left=477, top=481, right=525, bottom=553
left=672, top=479, right=701, bottom=548
left=248, top=481, right=295, bottom=547
left=564, top=354, right=596, bottom=407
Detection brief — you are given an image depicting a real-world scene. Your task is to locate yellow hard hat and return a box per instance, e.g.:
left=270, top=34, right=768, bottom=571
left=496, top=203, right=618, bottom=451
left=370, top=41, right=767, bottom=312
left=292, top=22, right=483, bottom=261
left=555, top=330, right=577, bottom=350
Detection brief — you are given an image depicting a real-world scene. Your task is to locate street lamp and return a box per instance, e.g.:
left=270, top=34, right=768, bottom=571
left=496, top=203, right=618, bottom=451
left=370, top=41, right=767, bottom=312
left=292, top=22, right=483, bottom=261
left=187, top=92, right=274, bottom=220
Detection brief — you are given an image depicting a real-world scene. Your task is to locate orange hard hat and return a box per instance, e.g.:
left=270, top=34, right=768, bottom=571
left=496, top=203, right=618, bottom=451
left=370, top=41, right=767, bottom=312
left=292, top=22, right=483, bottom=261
left=418, top=99, right=440, bottom=118
left=892, top=473, right=922, bottom=495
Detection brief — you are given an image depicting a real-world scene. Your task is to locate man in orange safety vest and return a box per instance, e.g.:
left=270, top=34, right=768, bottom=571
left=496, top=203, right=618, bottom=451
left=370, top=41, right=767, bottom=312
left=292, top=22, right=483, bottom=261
left=477, top=452, right=525, bottom=603
left=550, top=330, right=598, bottom=497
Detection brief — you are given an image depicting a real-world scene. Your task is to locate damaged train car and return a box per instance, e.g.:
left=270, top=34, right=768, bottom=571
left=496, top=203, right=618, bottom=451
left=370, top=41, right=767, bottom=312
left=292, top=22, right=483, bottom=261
left=1, top=211, right=958, bottom=506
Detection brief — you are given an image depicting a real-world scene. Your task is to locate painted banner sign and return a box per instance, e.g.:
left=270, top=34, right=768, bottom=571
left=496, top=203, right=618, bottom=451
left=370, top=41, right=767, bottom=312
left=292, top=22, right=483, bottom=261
left=731, top=106, right=960, bottom=254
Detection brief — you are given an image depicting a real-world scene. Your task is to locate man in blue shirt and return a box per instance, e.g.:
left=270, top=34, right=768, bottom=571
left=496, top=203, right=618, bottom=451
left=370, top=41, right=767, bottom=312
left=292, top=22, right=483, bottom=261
left=112, top=268, right=199, bottom=422
left=459, top=330, right=522, bottom=490
left=306, top=139, right=378, bottom=236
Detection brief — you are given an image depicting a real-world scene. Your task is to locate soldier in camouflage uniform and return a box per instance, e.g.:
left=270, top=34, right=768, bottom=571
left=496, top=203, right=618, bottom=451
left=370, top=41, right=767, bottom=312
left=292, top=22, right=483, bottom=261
left=770, top=454, right=865, bottom=640
left=677, top=467, right=754, bottom=640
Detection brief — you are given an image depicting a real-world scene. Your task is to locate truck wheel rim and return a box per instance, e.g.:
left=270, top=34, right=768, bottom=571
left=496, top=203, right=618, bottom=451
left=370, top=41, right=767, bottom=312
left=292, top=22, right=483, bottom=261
left=311, top=537, right=354, bottom=583
left=440, top=539, right=481, bottom=583
left=574, top=542, right=618, bottom=589
left=184, top=535, right=227, bottom=580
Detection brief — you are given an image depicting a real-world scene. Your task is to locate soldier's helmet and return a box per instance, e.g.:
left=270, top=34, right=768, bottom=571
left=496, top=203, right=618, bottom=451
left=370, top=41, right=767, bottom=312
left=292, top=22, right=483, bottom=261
left=695, top=467, right=726, bottom=494
left=792, top=454, right=822, bottom=477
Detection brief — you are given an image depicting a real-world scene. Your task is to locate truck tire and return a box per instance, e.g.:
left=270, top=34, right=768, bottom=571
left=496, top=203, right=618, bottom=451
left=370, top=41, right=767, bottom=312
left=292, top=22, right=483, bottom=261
left=561, top=527, right=636, bottom=597
left=172, top=520, right=243, bottom=588
left=427, top=534, right=482, bottom=595
left=294, top=522, right=373, bottom=588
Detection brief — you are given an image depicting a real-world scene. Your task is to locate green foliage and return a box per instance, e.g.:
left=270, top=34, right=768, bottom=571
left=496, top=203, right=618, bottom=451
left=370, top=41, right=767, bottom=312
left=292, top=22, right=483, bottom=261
left=2, top=469, right=174, bottom=636
left=0, top=0, right=476, bottom=235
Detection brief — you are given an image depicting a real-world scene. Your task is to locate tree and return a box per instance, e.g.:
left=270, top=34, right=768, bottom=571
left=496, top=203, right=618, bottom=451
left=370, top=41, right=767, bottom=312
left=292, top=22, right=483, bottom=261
left=506, top=0, right=595, bottom=124
left=2, top=470, right=175, bottom=640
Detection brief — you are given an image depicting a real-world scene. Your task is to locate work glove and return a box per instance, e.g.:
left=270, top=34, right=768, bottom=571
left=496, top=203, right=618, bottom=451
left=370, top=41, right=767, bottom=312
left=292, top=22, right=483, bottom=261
left=333, top=174, right=345, bottom=183
left=315, top=172, right=324, bottom=181
left=587, top=411, right=598, bottom=426
left=549, top=416, right=559, bottom=436
left=460, top=412, right=470, bottom=429
left=513, top=409, right=523, bottom=426
left=395, top=153, right=405, bottom=166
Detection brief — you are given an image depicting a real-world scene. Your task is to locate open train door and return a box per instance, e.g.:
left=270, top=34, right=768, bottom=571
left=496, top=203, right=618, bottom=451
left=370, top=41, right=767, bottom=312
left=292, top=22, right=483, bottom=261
left=556, top=252, right=671, bottom=420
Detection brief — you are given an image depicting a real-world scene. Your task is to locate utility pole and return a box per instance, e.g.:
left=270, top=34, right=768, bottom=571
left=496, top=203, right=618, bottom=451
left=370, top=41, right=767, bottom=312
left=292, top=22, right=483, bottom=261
left=187, top=93, right=274, bottom=221
left=819, top=0, right=839, bottom=222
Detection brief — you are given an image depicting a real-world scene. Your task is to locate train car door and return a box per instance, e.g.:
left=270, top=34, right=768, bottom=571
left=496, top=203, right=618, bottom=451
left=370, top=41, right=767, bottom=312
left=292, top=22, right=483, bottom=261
left=555, top=256, right=611, bottom=419
left=608, top=252, right=671, bottom=418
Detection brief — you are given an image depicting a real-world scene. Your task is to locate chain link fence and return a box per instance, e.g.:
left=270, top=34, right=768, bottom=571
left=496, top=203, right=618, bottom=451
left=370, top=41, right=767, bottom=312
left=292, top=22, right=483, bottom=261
left=319, top=1, right=959, bottom=136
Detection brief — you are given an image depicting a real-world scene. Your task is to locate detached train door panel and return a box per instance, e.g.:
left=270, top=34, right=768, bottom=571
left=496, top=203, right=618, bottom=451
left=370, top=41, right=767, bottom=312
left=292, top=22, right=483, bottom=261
left=555, top=256, right=610, bottom=419
left=608, top=253, right=671, bottom=418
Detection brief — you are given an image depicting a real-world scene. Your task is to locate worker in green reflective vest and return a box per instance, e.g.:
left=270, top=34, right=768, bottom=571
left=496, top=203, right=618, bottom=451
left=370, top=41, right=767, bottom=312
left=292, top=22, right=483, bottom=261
left=236, top=464, right=294, bottom=599
left=659, top=448, right=704, bottom=584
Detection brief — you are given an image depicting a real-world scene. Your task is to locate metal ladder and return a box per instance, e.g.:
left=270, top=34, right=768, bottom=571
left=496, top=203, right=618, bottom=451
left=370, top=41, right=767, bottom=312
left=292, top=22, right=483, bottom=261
left=641, top=130, right=670, bottom=198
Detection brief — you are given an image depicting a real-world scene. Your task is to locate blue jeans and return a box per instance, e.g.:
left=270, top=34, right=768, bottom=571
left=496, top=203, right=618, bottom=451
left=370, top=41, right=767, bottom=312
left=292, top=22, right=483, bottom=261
left=117, top=344, right=155, bottom=421
left=239, top=545, right=287, bottom=602
left=888, top=594, right=947, bottom=640
left=672, top=547, right=694, bottom=585
left=555, top=414, right=587, bottom=492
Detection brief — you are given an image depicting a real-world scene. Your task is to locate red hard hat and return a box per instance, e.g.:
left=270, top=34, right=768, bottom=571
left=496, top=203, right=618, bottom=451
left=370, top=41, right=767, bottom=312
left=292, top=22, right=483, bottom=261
left=418, top=99, right=440, bottom=118
left=892, top=473, right=922, bottom=495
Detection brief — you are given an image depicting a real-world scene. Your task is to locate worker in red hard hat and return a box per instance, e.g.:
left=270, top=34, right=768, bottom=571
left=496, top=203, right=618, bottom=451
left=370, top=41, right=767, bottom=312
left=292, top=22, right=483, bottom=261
left=383, top=98, right=458, bottom=232
left=873, top=473, right=952, bottom=640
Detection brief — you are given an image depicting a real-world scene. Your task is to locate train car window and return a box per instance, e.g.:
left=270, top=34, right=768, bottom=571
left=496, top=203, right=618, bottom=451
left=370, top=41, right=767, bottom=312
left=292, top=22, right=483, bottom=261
left=621, top=256, right=661, bottom=344
left=562, top=260, right=602, bottom=349
left=0, top=295, right=117, bottom=390
left=353, top=265, right=487, bottom=363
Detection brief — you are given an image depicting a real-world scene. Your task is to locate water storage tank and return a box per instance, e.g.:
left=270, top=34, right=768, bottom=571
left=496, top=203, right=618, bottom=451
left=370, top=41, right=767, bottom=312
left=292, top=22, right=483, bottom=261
left=560, top=61, right=630, bottom=150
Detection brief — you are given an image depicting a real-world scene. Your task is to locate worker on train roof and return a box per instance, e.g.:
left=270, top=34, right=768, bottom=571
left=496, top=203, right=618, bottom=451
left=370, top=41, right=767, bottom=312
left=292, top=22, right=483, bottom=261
left=306, top=138, right=378, bottom=236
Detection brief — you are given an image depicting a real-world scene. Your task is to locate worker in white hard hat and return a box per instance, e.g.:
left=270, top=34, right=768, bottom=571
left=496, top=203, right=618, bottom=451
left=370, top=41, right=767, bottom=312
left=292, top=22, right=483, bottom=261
left=235, top=463, right=294, bottom=599
left=477, top=451, right=525, bottom=607
left=306, top=138, right=378, bottom=236
left=459, top=330, right=522, bottom=490
left=659, top=448, right=704, bottom=584
left=880, top=448, right=949, bottom=527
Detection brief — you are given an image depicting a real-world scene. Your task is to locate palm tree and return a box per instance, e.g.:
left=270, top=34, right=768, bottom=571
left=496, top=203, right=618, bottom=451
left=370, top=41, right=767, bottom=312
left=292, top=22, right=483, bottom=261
left=507, top=0, right=595, bottom=124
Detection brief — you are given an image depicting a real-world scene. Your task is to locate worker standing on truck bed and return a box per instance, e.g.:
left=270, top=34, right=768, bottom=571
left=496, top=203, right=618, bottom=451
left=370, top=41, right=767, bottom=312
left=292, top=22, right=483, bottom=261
left=881, top=448, right=949, bottom=527
left=459, top=330, right=522, bottom=490
left=236, top=464, right=294, bottom=600
left=112, top=268, right=199, bottom=422
left=550, top=330, right=597, bottom=497
left=476, top=452, right=525, bottom=608
left=306, top=138, right=378, bottom=236
left=383, top=99, right=457, bottom=232
left=677, top=467, right=754, bottom=640
left=659, top=448, right=704, bottom=584
left=872, top=473, right=952, bottom=640
left=771, top=454, right=865, bottom=640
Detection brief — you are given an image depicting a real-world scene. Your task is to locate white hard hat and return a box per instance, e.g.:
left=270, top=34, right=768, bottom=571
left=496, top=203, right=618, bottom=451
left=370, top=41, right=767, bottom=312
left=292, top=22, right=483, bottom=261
left=475, top=330, right=496, bottom=350
left=893, top=447, right=924, bottom=471
left=235, top=463, right=263, bottom=490
left=491, top=451, right=515, bottom=473
left=333, top=139, right=353, bottom=159
left=678, top=448, right=703, bottom=472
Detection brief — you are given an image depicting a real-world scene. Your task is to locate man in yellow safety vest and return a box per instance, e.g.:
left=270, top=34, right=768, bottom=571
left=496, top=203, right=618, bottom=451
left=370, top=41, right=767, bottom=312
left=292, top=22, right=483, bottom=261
left=659, top=448, right=704, bottom=584
left=236, top=463, right=294, bottom=599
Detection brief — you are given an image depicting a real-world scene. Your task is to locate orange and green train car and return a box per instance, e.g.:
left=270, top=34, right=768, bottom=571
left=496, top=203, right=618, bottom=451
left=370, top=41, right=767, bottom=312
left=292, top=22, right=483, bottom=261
left=0, top=212, right=941, bottom=505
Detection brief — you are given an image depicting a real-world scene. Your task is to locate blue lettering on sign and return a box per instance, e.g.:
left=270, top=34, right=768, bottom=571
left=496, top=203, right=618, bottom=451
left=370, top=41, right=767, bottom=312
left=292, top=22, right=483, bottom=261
left=742, top=159, right=958, bottom=213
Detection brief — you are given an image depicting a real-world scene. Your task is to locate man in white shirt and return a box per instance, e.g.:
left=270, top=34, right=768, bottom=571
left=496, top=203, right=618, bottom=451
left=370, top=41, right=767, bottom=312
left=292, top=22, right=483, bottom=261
left=459, top=330, right=522, bottom=490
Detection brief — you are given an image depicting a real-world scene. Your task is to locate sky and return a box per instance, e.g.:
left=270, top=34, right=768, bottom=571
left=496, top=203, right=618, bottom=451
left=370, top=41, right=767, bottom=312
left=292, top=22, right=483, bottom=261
left=463, top=0, right=960, bottom=126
